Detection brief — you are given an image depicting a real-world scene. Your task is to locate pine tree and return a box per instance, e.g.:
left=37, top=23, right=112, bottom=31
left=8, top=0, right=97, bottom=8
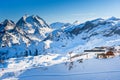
left=34, top=49, right=38, bottom=56
left=24, top=50, right=28, bottom=57
left=29, top=50, right=32, bottom=56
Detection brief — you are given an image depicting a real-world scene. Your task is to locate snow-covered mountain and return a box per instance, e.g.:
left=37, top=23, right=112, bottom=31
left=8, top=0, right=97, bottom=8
left=44, top=17, right=120, bottom=54
left=0, top=19, right=17, bottom=47
left=50, top=22, right=71, bottom=30
left=0, top=15, right=53, bottom=59
left=0, top=19, right=15, bottom=32
left=1, top=16, right=120, bottom=80
left=0, top=15, right=120, bottom=60
left=16, top=15, right=52, bottom=42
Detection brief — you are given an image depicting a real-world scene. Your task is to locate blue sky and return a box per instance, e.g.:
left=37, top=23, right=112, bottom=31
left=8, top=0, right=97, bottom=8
left=0, top=0, right=120, bottom=24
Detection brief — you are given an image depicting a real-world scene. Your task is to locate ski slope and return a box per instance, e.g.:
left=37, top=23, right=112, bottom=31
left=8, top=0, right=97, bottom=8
left=0, top=53, right=120, bottom=80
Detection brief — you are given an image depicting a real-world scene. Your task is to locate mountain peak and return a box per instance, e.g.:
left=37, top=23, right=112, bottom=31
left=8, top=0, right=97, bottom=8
left=73, top=20, right=80, bottom=25
left=107, top=16, right=120, bottom=21
left=21, top=14, right=44, bottom=22
left=0, top=19, right=15, bottom=31
left=16, top=15, right=49, bottom=28
left=91, top=18, right=104, bottom=22
left=3, top=19, right=15, bottom=25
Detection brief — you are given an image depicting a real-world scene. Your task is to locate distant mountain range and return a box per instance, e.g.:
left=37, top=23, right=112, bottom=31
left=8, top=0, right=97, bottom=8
left=0, top=15, right=120, bottom=60
left=50, top=22, right=71, bottom=30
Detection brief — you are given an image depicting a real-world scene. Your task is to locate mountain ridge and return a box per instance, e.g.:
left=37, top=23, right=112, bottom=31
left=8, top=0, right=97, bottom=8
left=0, top=15, right=120, bottom=60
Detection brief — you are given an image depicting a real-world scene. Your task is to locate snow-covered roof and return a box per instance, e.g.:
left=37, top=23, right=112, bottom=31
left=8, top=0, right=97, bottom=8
left=84, top=50, right=105, bottom=52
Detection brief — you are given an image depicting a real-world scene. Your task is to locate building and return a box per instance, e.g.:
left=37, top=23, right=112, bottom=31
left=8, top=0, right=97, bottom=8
left=106, top=51, right=115, bottom=58
left=97, top=53, right=107, bottom=58
left=84, top=49, right=106, bottom=59
left=114, top=46, right=120, bottom=55
left=84, top=47, right=115, bottom=59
